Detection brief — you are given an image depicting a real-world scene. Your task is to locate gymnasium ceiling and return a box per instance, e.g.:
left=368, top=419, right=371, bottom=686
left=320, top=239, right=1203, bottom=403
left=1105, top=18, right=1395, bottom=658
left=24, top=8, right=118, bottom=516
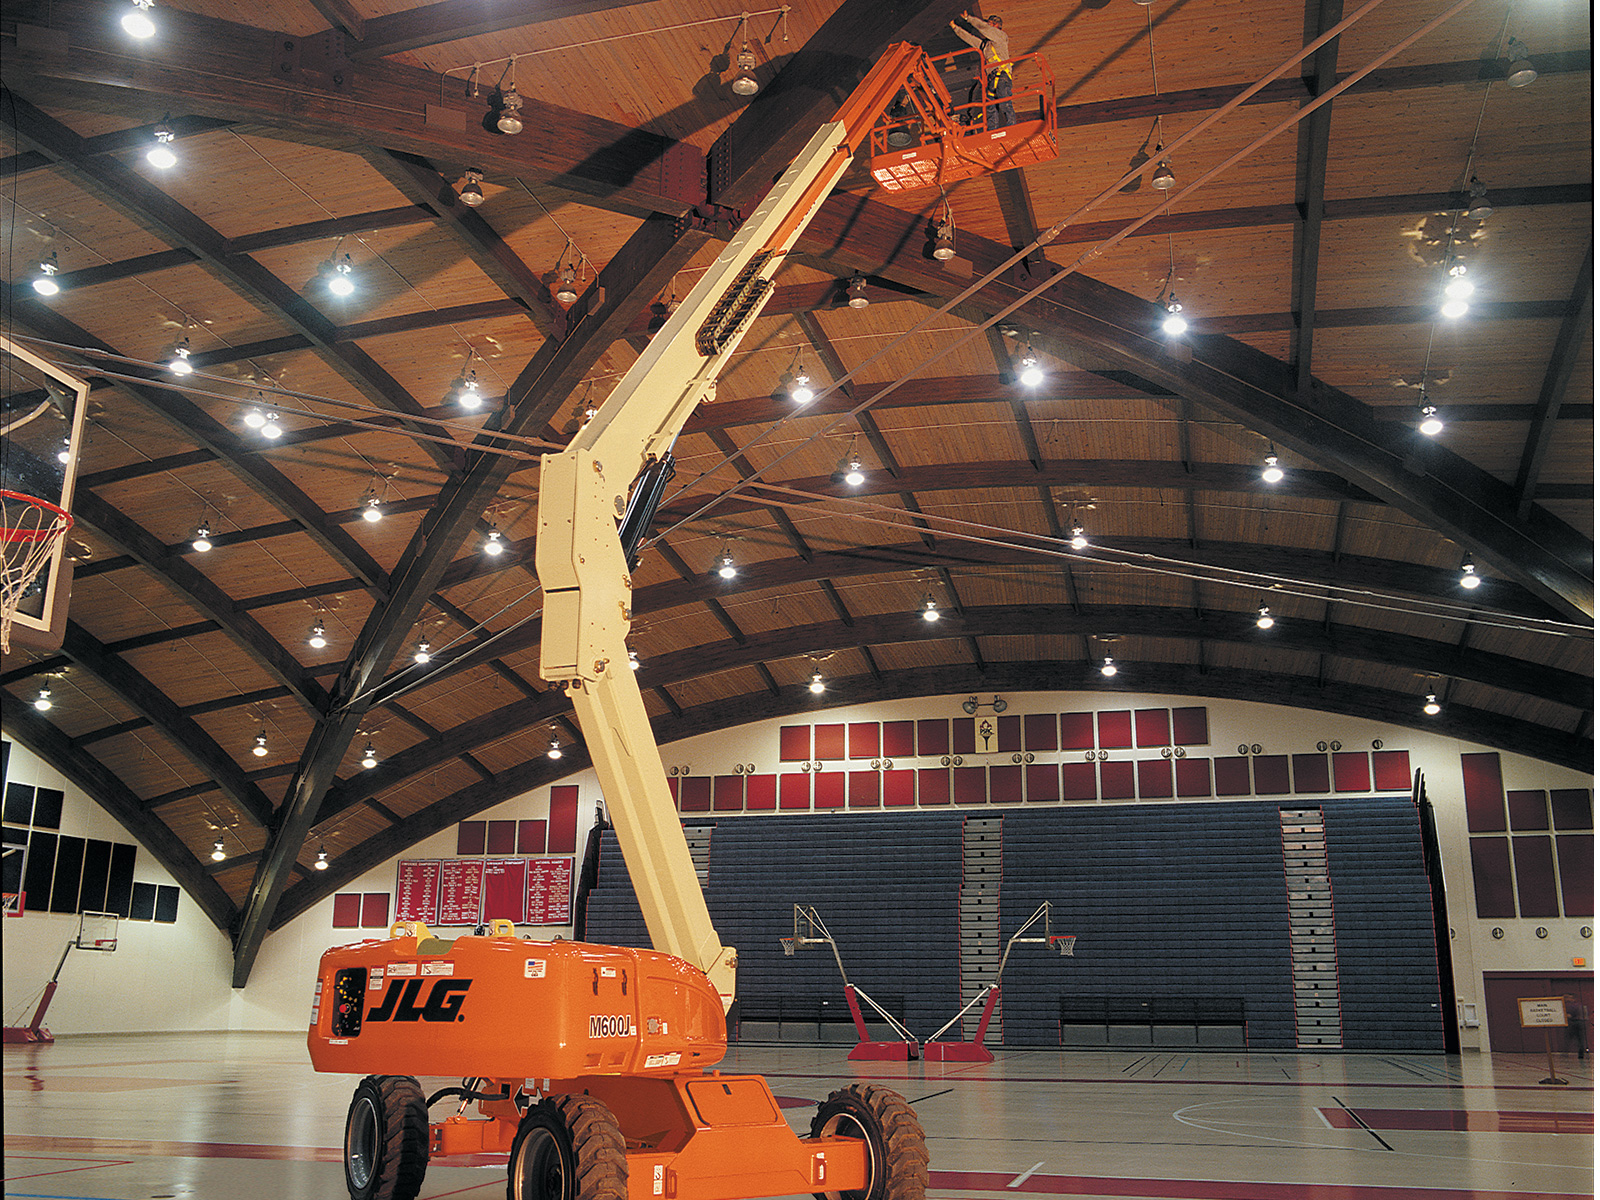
left=0, top=0, right=1591, bottom=983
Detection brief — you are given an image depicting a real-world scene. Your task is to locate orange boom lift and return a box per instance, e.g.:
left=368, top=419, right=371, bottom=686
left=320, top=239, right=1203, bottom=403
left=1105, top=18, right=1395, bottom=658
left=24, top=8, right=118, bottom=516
left=309, top=41, right=1056, bottom=1200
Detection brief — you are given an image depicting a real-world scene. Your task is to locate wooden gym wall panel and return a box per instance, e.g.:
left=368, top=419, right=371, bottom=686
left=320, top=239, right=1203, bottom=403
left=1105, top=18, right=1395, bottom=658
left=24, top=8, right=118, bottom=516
left=1461, top=752, right=1507, bottom=832
left=1469, top=838, right=1517, bottom=918
left=1371, top=750, right=1411, bottom=791
left=1556, top=835, right=1593, bottom=916
left=1511, top=836, right=1561, bottom=918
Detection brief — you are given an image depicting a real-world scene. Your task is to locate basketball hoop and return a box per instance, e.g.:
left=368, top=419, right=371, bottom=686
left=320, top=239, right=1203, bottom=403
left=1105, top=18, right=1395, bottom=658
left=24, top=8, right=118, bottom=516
left=1, top=490, right=73, bottom=654
left=779, top=937, right=796, bottom=957
left=1049, top=934, right=1076, bottom=957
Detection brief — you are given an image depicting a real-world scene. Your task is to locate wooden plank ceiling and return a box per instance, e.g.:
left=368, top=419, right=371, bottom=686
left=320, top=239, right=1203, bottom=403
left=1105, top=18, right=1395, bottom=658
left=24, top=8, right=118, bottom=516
left=0, top=0, right=1591, bottom=980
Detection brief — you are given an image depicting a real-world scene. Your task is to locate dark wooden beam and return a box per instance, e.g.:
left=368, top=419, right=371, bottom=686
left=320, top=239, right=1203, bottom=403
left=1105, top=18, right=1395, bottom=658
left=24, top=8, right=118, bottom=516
left=1289, top=0, right=1344, bottom=395
left=1, top=694, right=239, bottom=932
left=1514, top=241, right=1593, bottom=520
left=346, top=0, right=652, bottom=60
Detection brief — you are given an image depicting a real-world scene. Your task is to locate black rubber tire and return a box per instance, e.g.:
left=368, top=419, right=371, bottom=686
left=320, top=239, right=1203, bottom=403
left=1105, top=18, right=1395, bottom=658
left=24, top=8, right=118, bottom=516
left=344, top=1074, right=430, bottom=1200
left=809, top=1083, right=928, bottom=1200
left=506, top=1094, right=629, bottom=1200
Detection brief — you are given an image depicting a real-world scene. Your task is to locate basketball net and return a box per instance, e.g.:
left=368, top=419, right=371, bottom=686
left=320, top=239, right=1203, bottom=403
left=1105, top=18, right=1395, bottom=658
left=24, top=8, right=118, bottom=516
left=1, top=491, right=73, bottom=653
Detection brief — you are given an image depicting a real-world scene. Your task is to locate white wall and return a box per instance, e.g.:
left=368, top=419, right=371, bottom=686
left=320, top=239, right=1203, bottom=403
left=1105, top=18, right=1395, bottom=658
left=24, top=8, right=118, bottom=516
left=3, top=690, right=1590, bottom=1046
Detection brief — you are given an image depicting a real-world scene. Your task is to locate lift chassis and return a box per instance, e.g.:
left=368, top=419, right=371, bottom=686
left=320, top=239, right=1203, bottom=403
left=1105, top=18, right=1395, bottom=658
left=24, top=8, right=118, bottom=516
left=310, top=40, right=1056, bottom=1200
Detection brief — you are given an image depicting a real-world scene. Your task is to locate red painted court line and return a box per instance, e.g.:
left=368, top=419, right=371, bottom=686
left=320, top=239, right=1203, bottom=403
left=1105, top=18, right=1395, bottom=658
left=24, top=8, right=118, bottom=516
left=1318, top=1107, right=1594, bottom=1134
left=931, top=1169, right=1590, bottom=1199
left=4, top=1134, right=342, bottom=1162
left=2, top=1155, right=134, bottom=1182
left=762, top=1071, right=1594, bottom=1093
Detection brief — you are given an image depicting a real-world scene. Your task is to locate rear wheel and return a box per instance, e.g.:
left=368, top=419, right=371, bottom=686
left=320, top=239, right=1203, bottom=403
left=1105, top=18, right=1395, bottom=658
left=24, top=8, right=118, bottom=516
left=507, top=1094, right=628, bottom=1200
left=810, top=1083, right=928, bottom=1200
left=344, top=1074, right=429, bottom=1200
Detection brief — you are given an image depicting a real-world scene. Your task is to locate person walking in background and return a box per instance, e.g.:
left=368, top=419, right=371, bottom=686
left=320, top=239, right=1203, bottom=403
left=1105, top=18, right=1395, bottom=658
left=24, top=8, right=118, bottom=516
left=951, top=11, right=1014, bottom=129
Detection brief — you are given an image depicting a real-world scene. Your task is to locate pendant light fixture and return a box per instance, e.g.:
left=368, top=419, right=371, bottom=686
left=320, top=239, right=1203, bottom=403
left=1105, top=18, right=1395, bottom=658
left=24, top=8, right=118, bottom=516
left=314, top=846, right=330, bottom=870
left=809, top=672, right=826, bottom=694
left=483, top=528, right=505, bottom=556
left=327, top=254, right=355, bottom=297
left=1100, top=657, right=1118, bottom=677
left=192, top=524, right=213, bottom=552
left=167, top=337, right=194, bottom=375
left=252, top=730, right=269, bottom=757
left=1256, top=603, right=1274, bottom=629
left=547, top=736, right=563, bottom=760
left=33, top=686, right=52, bottom=712
left=932, top=191, right=956, bottom=260
left=211, top=837, right=226, bottom=862
left=1418, top=399, right=1443, bottom=437
left=847, top=274, right=870, bottom=309
left=261, top=412, right=283, bottom=440
left=1503, top=36, right=1537, bottom=88
left=361, top=743, right=378, bottom=769
left=1465, top=176, right=1493, bottom=220
left=1016, top=348, right=1044, bottom=387
left=1459, top=558, right=1482, bottom=590
left=457, top=169, right=485, bottom=207
left=1261, top=451, right=1284, bottom=483
left=122, top=0, right=156, bottom=39
left=920, top=595, right=941, bottom=622
left=146, top=122, right=177, bottom=169
left=414, top=640, right=432, bottom=663
left=497, top=58, right=525, bottom=133
left=33, top=252, right=61, bottom=295
left=1069, top=525, right=1088, bottom=550
left=730, top=14, right=759, bottom=96
left=361, top=493, right=383, bottom=523
left=713, top=543, right=737, bottom=580
left=1423, top=693, right=1442, bottom=715
left=1161, top=295, right=1187, bottom=336
left=308, top=622, right=327, bottom=649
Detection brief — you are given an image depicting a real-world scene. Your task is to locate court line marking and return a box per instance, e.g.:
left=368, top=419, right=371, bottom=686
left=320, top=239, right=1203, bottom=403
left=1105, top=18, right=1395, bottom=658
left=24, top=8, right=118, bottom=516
left=1006, top=1161, right=1046, bottom=1188
left=1332, top=1095, right=1396, bottom=1151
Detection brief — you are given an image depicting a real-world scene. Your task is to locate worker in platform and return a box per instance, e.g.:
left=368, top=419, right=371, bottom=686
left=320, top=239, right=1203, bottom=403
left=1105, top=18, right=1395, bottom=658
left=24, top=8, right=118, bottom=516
left=951, top=11, right=1014, bottom=130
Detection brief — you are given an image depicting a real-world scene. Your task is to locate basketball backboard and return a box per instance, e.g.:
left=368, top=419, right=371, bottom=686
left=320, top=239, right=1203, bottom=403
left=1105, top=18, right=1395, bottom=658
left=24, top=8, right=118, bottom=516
left=1, top=335, right=87, bottom=651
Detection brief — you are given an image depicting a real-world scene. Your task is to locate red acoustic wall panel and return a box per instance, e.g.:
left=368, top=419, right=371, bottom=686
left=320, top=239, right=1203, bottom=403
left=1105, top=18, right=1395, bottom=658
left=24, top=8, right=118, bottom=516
left=779, top=773, right=810, bottom=810
left=1098, top=711, right=1132, bottom=749
left=1469, top=838, right=1516, bottom=918
left=1171, top=706, right=1209, bottom=745
left=918, top=768, right=951, bottom=806
left=917, top=719, right=950, bottom=756
left=848, top=771, right=881, bottom=808
left=1061, top=762, right=1097, bottom=800
left=486, top=820, right=517, bottom=855
left=1253, top=755, right=1291, bottom=795
left=814, top=724, right=846, bottom=760
left=1060, top=712, right=1095, bottom=750
left=779, top=726, right=811, bottom=761
left=989, top=765, right=1022, bottom=805
left=361, top=892, right=391, bottom=929
left=883, top=721, right=916, bottom=757
left=677, top=777, right=711, bottom=814
left=1332, top=752, right=1371, bottom=793
left=1026, top=763, right=1060, bottom=802
left=1506, top=790, right=1550, bottom=830
left=1512, top=836, right=1560, bottom=917
left=883, top=770, right=915, bottom=807
left=849, top=722, right=880, bottom=759
left=517, top=820, right=547, bottom=855
left=1175, top=757, right=1212, bottom=797
left=457, top=821, right=486, bottom=855
left=1100, top=760, right=1135, bottom=800
left=713, top=775, right=744, bottom=812
left=1137, top=759, right=1173, bottom=799
left=1461, top=752, right=1507, bottom=832
left=1372, top=750, right=1412, bottom=791
left=333, top=892, right=362, bottom=928
left=952, top=721, right=977, bottom=755
left=1213, top=756, right=1252, bottom=796
left=745, top=774, right=777, bottom=811
left=997, top=715, right=1021, bottom=753
left=1292, top=754, right=1330, bottom=794
left=1134, top=708, right=1171, bottom=748
left=1551, top=789, right=1592, bottom=830
left=1024, top=713, right=1058, bottom=752
left=548, top=786, right=579, bottom=852
left=1556, top=835, right=1593, bottom=915
left=953, top=766, right=987, bottom=804
left=813, top=772, right=845, bottom=809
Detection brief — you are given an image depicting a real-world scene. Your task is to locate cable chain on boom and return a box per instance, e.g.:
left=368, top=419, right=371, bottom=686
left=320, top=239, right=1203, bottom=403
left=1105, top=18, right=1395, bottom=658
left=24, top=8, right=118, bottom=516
left=695, top=251, right=774, bottom=356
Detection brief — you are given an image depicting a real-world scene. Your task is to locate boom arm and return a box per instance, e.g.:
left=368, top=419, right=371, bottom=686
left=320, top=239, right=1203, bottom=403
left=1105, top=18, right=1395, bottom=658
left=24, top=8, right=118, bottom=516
left=536, top=44, right=934, bottom=1009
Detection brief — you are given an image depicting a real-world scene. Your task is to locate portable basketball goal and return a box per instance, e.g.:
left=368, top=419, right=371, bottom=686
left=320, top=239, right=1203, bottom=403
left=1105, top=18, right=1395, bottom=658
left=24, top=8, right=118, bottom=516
left=782, top=904, right=921, bottom=1061
left=3, top=910, right=118, bottom=1045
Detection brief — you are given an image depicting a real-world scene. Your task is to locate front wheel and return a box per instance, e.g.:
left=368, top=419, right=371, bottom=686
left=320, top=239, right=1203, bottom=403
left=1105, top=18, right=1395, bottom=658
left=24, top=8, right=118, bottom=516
left=810, top=1083, right=928, bottom=1200
left=507, top=1094, right=628, bottom=1200
left=344, top=1074, right=429, bottom=1200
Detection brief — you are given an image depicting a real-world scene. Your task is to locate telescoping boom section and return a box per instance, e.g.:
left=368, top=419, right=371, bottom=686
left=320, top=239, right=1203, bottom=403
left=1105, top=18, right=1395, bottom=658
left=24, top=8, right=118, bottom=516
left=307, top=40, right=1055, bottom=1200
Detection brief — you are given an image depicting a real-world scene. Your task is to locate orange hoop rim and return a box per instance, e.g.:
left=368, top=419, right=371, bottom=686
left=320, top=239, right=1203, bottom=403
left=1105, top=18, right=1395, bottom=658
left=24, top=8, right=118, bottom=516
left=0, top=490, right=73, bottom=544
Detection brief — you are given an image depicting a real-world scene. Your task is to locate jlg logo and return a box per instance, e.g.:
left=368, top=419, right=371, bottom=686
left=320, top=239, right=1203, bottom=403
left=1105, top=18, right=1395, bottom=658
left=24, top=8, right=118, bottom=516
left=589, top=1013, right=632, bottom=1038
left=366, top=978, right=472, bottom=1023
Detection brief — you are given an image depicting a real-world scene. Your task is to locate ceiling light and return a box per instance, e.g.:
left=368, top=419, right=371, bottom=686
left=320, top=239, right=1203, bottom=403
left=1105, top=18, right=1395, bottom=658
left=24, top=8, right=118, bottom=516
left=731, top=42, right=759, bottom=96
left=243, top=407, right=266, bottom=429
left=1504, top=37, right=1537, bottom=88
left=809, top=672, right=826, bottom=694
left=790, top=369, right=814, bottom=404
left=458, top=370, right=482, bottom=409
left=314, top=845, right=329, bottom=870
left=1151, top=150, right=1176, bottom=190
left=308, top=622, right=327, bottom=649
left=458, top=169, right=485, bottom=207
left=1465, top=176, right=1493, bottom=220
left=920, top=595, right=941, bottom=622
left=1069, top=525, right=1088, bottom=550
left=192, top=524, right=213, bottom=553
left=361, top=495, right=383, bottom=523
left=1261, top=453, right=1284, bottom=484
left=1017, top=350, right=1044, bottom=387
left=1422, top=693, right=1442, bottom=715
left=1459, top=559, right=1482, bottom=590
left=555, top=264, right=579, bottom=307
left=146, top=124, right=177, bottom=169
left=252, top=731, right=269, bottom=757
left=413, top=640, right=432, bottom=664
left=1256, top=603, right=1274, bottom=629
left=628, top=649, right=641, bottom=671
left=933, top=218, right=956, bottom=261
left=1444, top=257, right=1474, bottom=302
left=261, top=412, right=283, bottom=439
left=211, top=837, right=226, bottom=862
left=328, top=256, right=355, bottom=297
left=835, top=449, right=865, bottom=487
left=122, top=0, right=156, bottom=39
left=33, top=686, right=53, bottom=712
left=547, top=737, right=563, bottom=760
left=1100, top=657, right=1117, bottom=677
left=57, top=437, right=72, bottom=465
left=714, top=550, right=737, bottom=580
left=847, top=274, right=870, bottom=309
left=167, top=338, right=194, bottom=375
left=1419, top=404, right=1443, bottom=437
left=1440, top=296, right=1469, bottom=320
left=1162, top=295, right=1188, bottom=336
left=33, top=253, right=61, bottom=295
left=497, top=85, right=525, bottom=134
left=484, top=528, right=505, bottom=556
left=361, top=744, right=378, bottom=769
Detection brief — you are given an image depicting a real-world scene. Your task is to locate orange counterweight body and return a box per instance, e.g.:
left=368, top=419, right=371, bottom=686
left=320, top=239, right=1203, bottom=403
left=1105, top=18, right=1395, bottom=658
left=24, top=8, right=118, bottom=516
left=307, top=924, right=727, bottom=1080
